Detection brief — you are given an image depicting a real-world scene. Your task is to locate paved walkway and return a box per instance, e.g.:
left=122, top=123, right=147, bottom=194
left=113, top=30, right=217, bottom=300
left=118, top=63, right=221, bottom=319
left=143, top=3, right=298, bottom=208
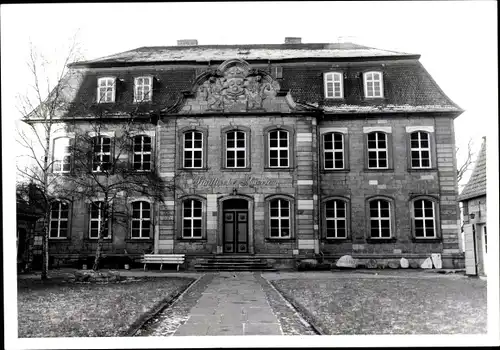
left=173, top=272, right=283, bottom=336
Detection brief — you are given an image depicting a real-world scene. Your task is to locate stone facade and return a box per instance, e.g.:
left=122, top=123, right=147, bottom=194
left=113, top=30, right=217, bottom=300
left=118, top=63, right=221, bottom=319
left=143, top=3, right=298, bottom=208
left=24, top=40, right=465, bottom=269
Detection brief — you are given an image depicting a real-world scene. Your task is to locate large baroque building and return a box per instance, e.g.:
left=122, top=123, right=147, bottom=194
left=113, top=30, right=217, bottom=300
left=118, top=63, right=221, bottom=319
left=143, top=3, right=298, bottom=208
left=27, top=38, right=465, bottom=269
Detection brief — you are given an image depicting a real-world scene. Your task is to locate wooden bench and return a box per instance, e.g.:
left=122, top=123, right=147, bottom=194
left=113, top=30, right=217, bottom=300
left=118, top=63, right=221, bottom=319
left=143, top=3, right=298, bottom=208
left=141, top=254, right=186, bottom=271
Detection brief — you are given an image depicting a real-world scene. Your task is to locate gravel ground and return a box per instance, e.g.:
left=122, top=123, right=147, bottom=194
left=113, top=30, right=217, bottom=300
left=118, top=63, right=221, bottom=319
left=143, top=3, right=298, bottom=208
left=271, top=276, right=487, bottom=335
left=136, top=273, right=215, bottom=336
left=17, top=277, right=194, bottom=338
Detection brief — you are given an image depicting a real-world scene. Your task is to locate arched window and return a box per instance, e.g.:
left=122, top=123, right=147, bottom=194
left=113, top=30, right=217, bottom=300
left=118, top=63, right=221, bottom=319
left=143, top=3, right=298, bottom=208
left=89, top=201, right=111, bottom=239
left=324, top=198, right=349, bottom=239
left=368, top=198, right=392, bottom=238
left=183, top=131, right=204, bottom=168
left=324, top=72, right=343, bottom=99
left=268, top=129, right=289, bottom=168
left=131, top=201, right=151, bottom=238
left=53, top=137, right=72, bottom=173
left=182, top=198, right=203, bottom=238
left=411, top=198, right=437, bottom=238
left=269, top=197, right=291, bottom=238
left=363, top=71, right=383, bottom=98
left=133, top=135, right=152, bottom=171
left=367, top=132, right=389, bottom=169
left=92, top=136, right=112, bottom=172
left=323, top=132, right=345, bottom=169
left=225, top=130, right=247, bottom=168
left=49, top=201, right=69, bottom=238
left=97, top=77, right=116, bottom=103
left=410, top=131, right=431, bottom=168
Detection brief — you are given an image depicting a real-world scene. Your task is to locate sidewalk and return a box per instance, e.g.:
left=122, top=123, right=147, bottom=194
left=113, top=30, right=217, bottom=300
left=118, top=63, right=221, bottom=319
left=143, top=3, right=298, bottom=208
left=173, top=272, right=283, bottom=336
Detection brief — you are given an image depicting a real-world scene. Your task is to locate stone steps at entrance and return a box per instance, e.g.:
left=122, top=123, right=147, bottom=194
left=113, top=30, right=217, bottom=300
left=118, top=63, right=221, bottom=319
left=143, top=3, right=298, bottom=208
left=194, top=256, right=277, bottom=271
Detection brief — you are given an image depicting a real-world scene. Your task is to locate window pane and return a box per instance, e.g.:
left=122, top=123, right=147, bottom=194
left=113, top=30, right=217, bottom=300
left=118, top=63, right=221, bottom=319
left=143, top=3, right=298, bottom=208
left=270, top=219, right=279, bottom=230
left=281, top=219, right=290, bottom=229
left=424, top=219, right=434, bottom=229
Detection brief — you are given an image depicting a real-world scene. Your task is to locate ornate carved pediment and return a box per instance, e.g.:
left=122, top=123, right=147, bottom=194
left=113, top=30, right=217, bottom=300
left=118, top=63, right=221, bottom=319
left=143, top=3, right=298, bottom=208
left=194, top=59, right=281, bottom=112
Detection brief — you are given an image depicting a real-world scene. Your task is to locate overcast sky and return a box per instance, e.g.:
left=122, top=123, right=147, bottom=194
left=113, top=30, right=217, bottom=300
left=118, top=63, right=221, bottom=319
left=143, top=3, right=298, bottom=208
left=2, top=1, right=497, bottom=187
left=1, top=2, right=499, bottom=348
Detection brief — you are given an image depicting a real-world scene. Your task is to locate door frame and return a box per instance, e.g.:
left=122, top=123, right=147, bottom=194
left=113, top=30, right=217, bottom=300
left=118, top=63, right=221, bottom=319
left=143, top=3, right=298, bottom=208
left=217, top=195, right=254, bottom=255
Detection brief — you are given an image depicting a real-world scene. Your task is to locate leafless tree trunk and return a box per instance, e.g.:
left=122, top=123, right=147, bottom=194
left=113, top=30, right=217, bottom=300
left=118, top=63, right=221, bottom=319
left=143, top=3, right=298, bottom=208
left=457, top=138, right=475, bottom=184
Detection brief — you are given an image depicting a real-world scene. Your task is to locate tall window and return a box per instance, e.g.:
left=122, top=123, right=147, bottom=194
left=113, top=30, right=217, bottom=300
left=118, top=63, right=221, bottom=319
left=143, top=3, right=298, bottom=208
left=133, top=135, right=152, bottom=171
left=323, top=132, right=344, bottom=169
left=269, top=198, right=290, bottom=238
left=89, top=201, right=110, bottom=239
left=97, top=77, right=115, bottom=103
left=226, top=130, right=246, bottom=168
left=369, top=199, right=391, bottom=238
left=364, top=71, right=383, bottom=98
left=50, top=201, right=69, bottom=238
left=325, top=199, right=347, bottom=239
left=413, top=199, right=436, bottom=238
left=92, top=136, right=112, bottom=172
left=269, top=130, right=289, bottom=167
left=182, top=199, right=202, bottom=238
left=324, top=72, right=343, bottom=99
left=53, top=137, right=71, bottom=173
left=134, top=77, right=152, bottom=102
left=131, top=201, right=151, bottom=238
left=367, top=132, right=388, bottom=169
left=410, top=131, right=431, bottom=168
left=183, top=131, right=203, bottom=168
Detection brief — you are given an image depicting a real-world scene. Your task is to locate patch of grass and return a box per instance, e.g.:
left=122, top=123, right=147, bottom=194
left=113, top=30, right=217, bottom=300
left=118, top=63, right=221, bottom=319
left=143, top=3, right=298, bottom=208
left=272, top=277, right=487, bottom=335
left=18, top=277, right=194, bottom=337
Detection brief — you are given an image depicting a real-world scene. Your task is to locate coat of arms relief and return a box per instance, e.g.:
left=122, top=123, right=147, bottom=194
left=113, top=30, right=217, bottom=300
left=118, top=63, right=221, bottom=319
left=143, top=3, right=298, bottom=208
left=196, top=59, right=280, bottom=111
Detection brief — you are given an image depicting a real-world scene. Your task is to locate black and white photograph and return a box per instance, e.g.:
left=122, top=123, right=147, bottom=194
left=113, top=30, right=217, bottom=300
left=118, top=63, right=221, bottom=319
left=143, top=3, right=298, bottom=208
left=2, top=1, right=499, bottom=349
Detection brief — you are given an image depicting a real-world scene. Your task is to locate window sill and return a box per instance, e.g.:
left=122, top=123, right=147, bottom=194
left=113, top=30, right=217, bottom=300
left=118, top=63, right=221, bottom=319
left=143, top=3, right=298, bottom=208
left=179, top=168, right=208, bottom=172
left=125, top=238, right=153, bottom=243
left=177, top=237, right=206, bottom=242
left=366, top=238, right=397, bottom=243
left=265, top=237, right=295, bottom=242
left=412, top=237, right=442, bottom=243
left=407, top=168, right=438, bottom=172
left=84, top=238, right=113, bottom=242
left=220, top=168, right=252, bottom=172
left=49, top=238, right=70, bottom=242
left=264, top=167, right=294, bottom=172
left=363, top=168, right=394, bottom=172
left=321, top=169, right=350, bottom=174
left=322, top=238, right=351, bottom=243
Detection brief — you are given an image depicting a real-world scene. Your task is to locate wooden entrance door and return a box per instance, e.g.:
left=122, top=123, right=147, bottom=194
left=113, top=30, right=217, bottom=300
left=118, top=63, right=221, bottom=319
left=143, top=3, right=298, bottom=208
left=223, top=210, right=248, bottom=253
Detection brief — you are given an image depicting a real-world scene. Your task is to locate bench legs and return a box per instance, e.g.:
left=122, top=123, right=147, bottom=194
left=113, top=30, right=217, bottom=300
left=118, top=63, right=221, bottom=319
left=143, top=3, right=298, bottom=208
left=144, top=263, right=147, bottom=271
left=177, top=264, right=180, bottom=272
left=160, top=263, right=163, bottom=271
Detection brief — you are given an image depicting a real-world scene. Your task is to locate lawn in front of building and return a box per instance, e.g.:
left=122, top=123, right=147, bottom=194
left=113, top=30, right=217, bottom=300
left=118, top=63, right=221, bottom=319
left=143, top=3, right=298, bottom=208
left=271, top=275, right=487, bottom=335
left=17, top=277, right=194, bottom=337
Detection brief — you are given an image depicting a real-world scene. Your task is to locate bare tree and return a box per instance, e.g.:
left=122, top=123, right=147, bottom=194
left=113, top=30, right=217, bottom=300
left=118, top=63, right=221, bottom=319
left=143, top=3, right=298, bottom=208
left=16, top=37, right=82, bottom=279
left=456, top=138, right=475, bottom=185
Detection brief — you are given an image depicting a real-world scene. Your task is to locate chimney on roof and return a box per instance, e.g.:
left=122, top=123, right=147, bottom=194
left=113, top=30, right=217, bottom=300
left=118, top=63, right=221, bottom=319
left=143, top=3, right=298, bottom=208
left=177, top=39, right=198, bottom=46
left=284, top=37, right=301, bottom=44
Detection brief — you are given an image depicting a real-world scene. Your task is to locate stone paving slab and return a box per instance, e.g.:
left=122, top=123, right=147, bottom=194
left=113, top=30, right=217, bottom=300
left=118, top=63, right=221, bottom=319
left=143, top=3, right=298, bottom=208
left=173, top=272, right=283, bottom=336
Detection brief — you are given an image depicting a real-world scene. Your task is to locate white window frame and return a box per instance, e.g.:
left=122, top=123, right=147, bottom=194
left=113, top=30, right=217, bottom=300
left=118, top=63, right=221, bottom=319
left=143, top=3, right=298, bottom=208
left=323, top=132, right=345, bottom=169
left=134, top=76, right=153, bottom=102
left=183, top=131, right=203, bottom=169
left=324, top=72, right=343, bottom=99
left=226, top=130, right=246, bottom=168
left=269, top=198, right=291, bottom=238
left=363, top=71, right=384, bottom=98
left=367, top=132, right=388, bottom=169
left=49, top=201, right=69, bottom=239
left=133, top=135, right=152, bottom=171
left=268, top=130, right=289, bottom=168
left=131, top=201, right=151, bottom=239
left=413, top=199, right=436, bottom=238
left=325, top=199, right=347, bottom=239
left=89, top=201, right=111, bottom=239
left=369, top=199, right=392, bottom=238
left=410, top=131, right=432, bottom=169
left=97, top=77, right=116, bottom=103
left=92, top=136, right=112, bottom=172
left=182, top=199, right=203, bottom=238
left=53, top=137, right=72, bottom=173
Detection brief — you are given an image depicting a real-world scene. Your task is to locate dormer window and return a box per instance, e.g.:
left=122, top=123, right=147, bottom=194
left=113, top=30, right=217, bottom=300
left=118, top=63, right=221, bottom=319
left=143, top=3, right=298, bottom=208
left=97, top=77, right=116, bottom=103
left=363, top=71, right=383, bottom=98
left=324, top=72, right=343, bottom=99
left=134, top=76, right=153, bottom=102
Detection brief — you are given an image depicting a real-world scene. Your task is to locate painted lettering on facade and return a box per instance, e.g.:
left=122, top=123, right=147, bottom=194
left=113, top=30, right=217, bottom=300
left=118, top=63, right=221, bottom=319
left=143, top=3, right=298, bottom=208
left=191, top=175, right=278, bottom=188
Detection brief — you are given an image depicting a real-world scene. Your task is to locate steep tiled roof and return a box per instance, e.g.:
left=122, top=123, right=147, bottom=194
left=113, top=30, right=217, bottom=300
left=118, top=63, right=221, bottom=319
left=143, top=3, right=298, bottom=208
left=459, top=137, right=487, bottom=201
left=70, top=42, right=418, bottom=66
